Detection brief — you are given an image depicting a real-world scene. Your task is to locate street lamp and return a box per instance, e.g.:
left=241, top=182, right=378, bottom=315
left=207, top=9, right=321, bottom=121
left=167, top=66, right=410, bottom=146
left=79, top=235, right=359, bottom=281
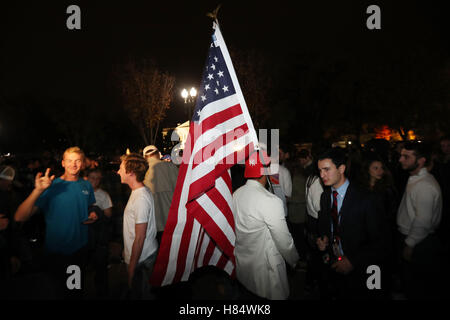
left=181, top=87, right=197, bottom=119
left=181, top=89, right=188, bottom=103
left=189, top=87, right=197, bottom=100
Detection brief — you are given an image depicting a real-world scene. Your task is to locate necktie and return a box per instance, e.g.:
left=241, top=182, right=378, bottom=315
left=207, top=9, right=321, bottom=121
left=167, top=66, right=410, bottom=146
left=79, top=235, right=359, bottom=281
left=331, top=190, right=339, bottom=237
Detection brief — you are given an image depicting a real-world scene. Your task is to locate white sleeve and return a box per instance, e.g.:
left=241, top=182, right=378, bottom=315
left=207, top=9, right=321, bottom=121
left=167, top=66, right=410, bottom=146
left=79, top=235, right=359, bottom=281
left=135, top=196, right=152, bottom=224
left=306, top=177, right=323, bottom=219
left=279, top=166, right=292, bottom=198
left=405, top=184, right=441, bottom=247
left=103, top=191, right=113, bottom=210
left=263, top=197, right=299, bottom=267
left=310, top=178, right=323, bottom=214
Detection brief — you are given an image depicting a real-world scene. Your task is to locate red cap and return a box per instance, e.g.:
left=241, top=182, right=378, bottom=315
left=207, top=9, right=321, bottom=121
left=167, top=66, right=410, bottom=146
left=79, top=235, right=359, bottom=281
left=244, top=150, right=271, bottom=178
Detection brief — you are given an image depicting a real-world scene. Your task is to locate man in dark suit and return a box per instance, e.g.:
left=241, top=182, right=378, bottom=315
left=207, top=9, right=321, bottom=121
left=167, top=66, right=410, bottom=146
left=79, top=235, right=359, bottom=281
left=316, top=148, right=387, bottom=299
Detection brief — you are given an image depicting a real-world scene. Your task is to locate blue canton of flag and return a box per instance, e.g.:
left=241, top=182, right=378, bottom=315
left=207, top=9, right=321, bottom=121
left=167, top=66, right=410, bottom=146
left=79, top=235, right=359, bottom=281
left=192, top=38, right=236, bottom=122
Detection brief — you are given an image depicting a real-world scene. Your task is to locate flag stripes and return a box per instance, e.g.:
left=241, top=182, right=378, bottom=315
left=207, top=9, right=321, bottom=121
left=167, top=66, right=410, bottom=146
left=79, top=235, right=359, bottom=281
left=150, top=21, right=258, bottom=287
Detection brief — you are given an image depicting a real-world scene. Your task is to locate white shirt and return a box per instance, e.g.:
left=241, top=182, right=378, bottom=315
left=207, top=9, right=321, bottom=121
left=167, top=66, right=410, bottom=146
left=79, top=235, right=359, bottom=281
left=270, top=164, right=292, bottom=216
left=331, top=179, right=350, bottom=213
left=93, top=188, right=113, bottom=211
left=233, top=179, right=299, bottom=300
left=306, top=176, right=324, bottom=219
left=397, top=168, right=442, bottom=248
left=278, top=164, right=292, bottom=198
left=123, top=187, right=158, bottom=264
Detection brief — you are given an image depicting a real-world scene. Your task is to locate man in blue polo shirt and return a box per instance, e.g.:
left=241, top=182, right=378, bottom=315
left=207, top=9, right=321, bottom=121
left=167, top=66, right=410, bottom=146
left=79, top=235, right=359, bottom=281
left=15, top=147, right=97, bottom=298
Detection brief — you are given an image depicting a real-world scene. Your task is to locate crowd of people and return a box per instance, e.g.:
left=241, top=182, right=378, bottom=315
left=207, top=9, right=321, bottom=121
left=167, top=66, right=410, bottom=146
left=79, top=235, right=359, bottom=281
left=0, top=135, right=449, bottom=300
left=280, top=136, right=450, bottom=300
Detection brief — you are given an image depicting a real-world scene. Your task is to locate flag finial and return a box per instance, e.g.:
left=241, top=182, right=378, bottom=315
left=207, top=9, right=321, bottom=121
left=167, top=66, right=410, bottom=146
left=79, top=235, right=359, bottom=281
left=206, top=4, right=221, bottom=22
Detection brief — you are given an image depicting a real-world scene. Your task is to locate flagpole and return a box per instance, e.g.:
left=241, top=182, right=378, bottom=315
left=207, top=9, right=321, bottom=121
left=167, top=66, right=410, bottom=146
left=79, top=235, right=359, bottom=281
left=206, top=4, right=222, bottom=23
left=151, top=7, right=260, bottom=287
left=207, top=5, right=259, bottom=153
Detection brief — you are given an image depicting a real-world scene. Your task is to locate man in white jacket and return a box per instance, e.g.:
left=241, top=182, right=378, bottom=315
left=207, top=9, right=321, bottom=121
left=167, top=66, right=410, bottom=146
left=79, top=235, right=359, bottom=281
left=233, top=150, right=301, bottom=300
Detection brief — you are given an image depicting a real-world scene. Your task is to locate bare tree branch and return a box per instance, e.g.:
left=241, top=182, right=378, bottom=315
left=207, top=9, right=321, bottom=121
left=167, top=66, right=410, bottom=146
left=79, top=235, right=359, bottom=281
left=115, top=58, right=175, bottom=146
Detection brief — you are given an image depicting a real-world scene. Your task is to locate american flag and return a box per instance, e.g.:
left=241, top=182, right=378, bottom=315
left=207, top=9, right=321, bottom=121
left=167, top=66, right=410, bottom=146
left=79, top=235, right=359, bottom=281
left=150, top=22, right=258, bottom=286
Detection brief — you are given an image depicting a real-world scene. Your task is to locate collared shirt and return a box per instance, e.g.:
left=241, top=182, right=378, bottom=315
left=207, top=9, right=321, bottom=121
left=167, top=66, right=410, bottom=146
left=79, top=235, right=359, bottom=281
left=397, top=168, right=442, bottom=248
left=331, top=179, right=350, bottom=213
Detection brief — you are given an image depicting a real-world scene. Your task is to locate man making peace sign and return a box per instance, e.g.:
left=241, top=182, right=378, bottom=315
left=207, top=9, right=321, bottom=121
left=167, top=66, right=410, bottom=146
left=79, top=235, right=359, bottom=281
left=15, top=147, right=97, bottom=299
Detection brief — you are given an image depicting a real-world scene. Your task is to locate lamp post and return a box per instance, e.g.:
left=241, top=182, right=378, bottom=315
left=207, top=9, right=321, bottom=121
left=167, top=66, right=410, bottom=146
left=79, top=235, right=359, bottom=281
left=181, top=87, right=197, bottom=119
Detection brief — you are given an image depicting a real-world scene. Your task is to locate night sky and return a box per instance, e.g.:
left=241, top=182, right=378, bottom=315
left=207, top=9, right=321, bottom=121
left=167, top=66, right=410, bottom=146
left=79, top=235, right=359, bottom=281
left=0, top=0, right=448, bottom=154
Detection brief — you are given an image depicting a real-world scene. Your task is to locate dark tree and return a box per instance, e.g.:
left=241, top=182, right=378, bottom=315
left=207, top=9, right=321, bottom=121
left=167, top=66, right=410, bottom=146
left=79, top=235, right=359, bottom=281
left=115, top=58, right=176, bottom=146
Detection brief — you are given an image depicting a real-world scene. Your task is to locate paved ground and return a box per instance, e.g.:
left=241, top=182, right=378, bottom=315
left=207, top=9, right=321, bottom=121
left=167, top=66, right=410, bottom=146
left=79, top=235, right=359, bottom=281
left=2, top=239, right=317, bottom=300
left=83, top=241, right=314, bottom=300
left=7, top=238, right=444, bottom=300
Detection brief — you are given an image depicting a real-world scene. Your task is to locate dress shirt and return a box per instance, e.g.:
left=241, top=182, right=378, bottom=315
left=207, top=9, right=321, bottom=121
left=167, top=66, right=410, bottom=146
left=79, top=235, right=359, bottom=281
left=397, top=168, right=442, bottom=248
left=331, top=179, right=350, bottom=213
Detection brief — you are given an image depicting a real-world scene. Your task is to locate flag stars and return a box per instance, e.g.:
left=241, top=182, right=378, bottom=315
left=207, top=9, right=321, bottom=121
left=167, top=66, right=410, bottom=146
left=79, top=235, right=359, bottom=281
left=214, top=88, right=219, bottom=95
left=222, top=85, right=229, bottom=92
left=205, top=84, right=210, bottom=91
left=217, top=71, right=224, bottom=77
left=214, top=56, right=218, bottom=62
left=207, top=74, right=214, bottom=80
left=210, top=64, right=216, bottom=70
left=201, top=95, right=207, bottom=102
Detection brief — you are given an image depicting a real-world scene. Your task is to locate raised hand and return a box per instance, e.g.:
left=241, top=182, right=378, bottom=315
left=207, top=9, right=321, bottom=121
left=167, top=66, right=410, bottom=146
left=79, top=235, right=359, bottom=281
left=35, top=168, right=55, bottom=191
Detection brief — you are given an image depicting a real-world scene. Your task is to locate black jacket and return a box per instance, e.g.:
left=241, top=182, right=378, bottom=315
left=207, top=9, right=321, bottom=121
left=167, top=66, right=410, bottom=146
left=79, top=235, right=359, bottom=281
left=317, top=182, right=387, bottom=272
